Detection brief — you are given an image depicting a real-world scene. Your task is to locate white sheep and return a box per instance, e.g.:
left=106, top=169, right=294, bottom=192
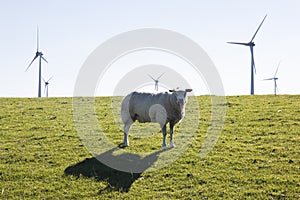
left=121, top=89, right=192, bottom=150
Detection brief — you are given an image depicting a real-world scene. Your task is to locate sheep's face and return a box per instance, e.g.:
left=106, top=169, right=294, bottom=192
left=169, top=89, right=192, bottom=105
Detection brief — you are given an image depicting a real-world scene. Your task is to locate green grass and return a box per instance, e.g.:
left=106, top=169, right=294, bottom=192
left=0, top=95, right=299, bottom=199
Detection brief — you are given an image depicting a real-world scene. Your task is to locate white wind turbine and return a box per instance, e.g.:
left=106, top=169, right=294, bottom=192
left=228, top=14, right=267, bottom=95
left=263, top=61, right=281, bottom=96
left=148, top=72, right=165, bottom=91
left=43, top=76, right=53, bottom=98
left=25, top=27, right=48, bottom=98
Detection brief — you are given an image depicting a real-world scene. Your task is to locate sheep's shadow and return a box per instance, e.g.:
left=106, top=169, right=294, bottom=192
left=64, top=147, right=163, bottom=193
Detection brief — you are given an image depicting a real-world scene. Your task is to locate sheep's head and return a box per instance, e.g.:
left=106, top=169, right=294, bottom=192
left=169, top=89, right=192, bottom=105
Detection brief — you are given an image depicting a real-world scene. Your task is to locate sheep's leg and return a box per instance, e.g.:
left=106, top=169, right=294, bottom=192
left=123, top=121, right=133, bottom=147
left=169, top=122, right=175, bottom=148
left=161, top=124, right=167, bottom=150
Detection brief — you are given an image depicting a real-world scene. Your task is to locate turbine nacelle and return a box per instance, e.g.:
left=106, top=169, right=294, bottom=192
left=249, top=42, right=255, bottom=47
left=36, top=51, right=43, bottom=56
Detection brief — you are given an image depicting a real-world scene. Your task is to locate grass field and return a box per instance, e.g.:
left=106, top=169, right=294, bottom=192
left=0, top=95, right=299, bottom=199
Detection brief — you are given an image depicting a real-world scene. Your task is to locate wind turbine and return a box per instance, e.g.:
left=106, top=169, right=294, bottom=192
left=228, top=14, right=267, bottom=95
left=148, top=72, right=165, bottom=91
left=263, top=61, right=280, bottom=96
left=43, top=76, right=53, bottom=98
left=25, top=27, right=48, bottom=98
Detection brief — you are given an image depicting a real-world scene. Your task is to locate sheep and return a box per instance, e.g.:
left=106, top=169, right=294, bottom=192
left=121, top=89, right=192, bottom=150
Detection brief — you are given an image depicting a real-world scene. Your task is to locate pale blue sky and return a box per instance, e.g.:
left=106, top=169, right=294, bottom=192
left=0, top=1, right=299, bottom=97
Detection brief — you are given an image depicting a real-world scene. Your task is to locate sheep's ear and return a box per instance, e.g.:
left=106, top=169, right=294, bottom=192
left=169, top=89, right=175, bottom=92
left=185, top=89, right=193, bottom=92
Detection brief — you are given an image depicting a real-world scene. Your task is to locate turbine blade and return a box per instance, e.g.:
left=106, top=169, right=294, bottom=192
left=227, top=42, right=249, bottom=46
left=250, top=14, right=267, bottom=42
left=47, top=76, right=53, bottom=82
left=25, top=55, right=38, bottom=72
left=44, top=85, right=49, bottom=97
left=253, top=62, right=257, bottom=74
left=274, top=61, right=281, bottom=77
left=157, top=72, right=165, bottom=80
left=250, top=46, right=256, bottom=74
left=276, top=82, right=279, bottom=93
left=41, top=56, right=48, bottom=63
left=37, top=26, right=39, bottom=51
left=148, top=74, right=156, bottom=81
left=43, top=77, right=46, bottom=83
left=263, top=78, right=273, bottom=81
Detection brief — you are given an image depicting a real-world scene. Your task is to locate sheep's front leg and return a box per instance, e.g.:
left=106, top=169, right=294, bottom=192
left=161, top=124, right=167, bottom=150
left=169, top=122, right=175, bottom=148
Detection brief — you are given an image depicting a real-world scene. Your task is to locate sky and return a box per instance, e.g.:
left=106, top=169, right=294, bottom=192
left=0, top=0, right=299, bottom=97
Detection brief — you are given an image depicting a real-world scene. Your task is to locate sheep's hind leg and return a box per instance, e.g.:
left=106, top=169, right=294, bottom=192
left=169, top=122, right=175, bottom=148
left=123, top=121, right=133, bottom=147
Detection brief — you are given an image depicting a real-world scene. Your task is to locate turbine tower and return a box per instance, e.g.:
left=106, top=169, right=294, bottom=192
left=228, top=14, right=267, bottom=95
left=26, top=27, right=48, bottom=98
left=148, top=72, right=165, bottom=91
left=43, top=76, right=53, bottom=98
left=263, top=61, right=280, bottom=96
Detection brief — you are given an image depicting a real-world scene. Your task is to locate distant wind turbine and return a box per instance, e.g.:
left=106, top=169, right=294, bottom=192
left=148, top=72, right=165, bottom=91
left=43, top=76, right=53, bottom=98
left=228, top=14, right=267, bottom=95
left=25, top=26, right=48, bottom=98
left=263, top=61, right=281, bottom=96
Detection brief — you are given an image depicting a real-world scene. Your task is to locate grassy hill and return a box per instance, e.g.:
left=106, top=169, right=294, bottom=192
left=0, top=95, right=299, bottom=199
